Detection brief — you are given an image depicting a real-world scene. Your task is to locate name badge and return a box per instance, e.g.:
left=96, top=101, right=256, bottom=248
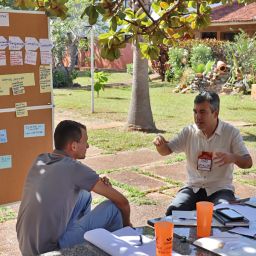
left=197, top=151, right=213, bottom=171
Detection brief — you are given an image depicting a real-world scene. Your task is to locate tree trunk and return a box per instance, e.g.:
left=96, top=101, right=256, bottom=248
left=126, top=41, right=156, bottom=132
left=68, top=43, right=78, bottom=74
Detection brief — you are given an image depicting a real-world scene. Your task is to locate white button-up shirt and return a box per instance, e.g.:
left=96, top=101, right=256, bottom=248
left=168, top=120, right=249, bottom=195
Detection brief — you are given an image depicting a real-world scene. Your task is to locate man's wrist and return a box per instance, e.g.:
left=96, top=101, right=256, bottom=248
left=231, top=153, right=237, bottom=164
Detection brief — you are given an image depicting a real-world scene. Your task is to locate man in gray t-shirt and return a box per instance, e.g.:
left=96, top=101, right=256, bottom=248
left=16, top=120, right=131, bottom=256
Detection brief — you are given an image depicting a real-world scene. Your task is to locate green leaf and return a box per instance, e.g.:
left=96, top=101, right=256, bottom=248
left=137, top=12, right=147, bottom=20
left=188, top=1, right=196, bottom=8
left=152, top=2, right=160, bottom=13
left=118, top=11, right=126, bottom=20
left=124, top=8, right=134, bottom=19
left=96, top=5, right=105, bottom=14
left=191, top=21, right=196, bottom=29
left=199, top=2, right=207, bottom=13
left=186, top=14, right=196, bottom=23
left=80, top=8, right=87, bottom=19
left=172, top=33, right=181, bottom=39
left=98, top=32, right=114, bottom=40
left=110, top=16, right=117, bottom=31
left=94, top=82, right=101, bottom=92
left=85, top=5, right=91, bottom=16
left=88, top=6, right=98, bottom=25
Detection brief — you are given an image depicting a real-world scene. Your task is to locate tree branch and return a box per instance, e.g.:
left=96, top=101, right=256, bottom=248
left=147, top=0, right=183, bottom=32
left=113, top=0, right=125, bottom=15
left=124, top=18, right=140, bottom=26
left=137, top=0, right=155, bottom=22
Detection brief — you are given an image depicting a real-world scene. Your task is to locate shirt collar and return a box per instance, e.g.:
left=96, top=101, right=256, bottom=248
left=52, top=149, right=70, bottom=157
left=214, top=119, right=223, bottom=136
left=194, top=119, right=223, bottom=137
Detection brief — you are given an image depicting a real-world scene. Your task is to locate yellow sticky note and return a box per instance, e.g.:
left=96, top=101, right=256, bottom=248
left=0, top=73, right=35, bottom=88
left=0, top=75, right=12, bottom=89
left=15, top=102, right=28, bottom=117
left=39, top=65, right=51, bottom=93
left=12, top=77, right=25, bottom=95
left=20, top=73, right=35, bottom=87
left=0, top=85, right=10, bottom=95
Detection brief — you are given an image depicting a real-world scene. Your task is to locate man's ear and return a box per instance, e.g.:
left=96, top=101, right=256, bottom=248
left=214, top=110, right=219, bottom=118
left=71, top=141, right=78, bottom=152
left=65, top=141, right=77, bottom=152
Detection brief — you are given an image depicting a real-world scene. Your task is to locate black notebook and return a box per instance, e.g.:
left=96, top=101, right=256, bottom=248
left=213, top=209, right=249, bottom=227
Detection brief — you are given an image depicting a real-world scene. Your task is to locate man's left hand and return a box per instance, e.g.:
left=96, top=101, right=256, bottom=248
left=213, top=152, right=235, bottom=167
left=100, top=176, right=112, bottom=186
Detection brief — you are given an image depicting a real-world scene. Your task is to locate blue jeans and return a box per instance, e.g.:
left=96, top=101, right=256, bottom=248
left=166, top=187, right=235, bottom=216
left=58, top=190, right=123, bottom=249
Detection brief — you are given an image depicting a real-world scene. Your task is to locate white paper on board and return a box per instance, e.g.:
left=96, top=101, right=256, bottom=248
left=0, top=155, right=12, bottom=169
left=0, top=129, right=7, bottom=143
left=25, top=51, right=37, bottom=65
left=0, top=51, right=6, bottom=66
left=40, top=51, right=52, bottom=65
left=25, top=37, right=39, bottom=51
left=0, top=13, right=9, bottom=27
left=9, top=36, right=24, bottom=51
left=0, top=36, right=8, bottom=50
left=10, top=51, right=23, bottom=65
left=39, top=39, right=53, bottom=51
left=24, top=124, right=45, bottom=138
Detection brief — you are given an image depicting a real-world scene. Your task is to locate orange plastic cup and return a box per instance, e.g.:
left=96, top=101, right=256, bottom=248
left=196, top=201, right=214, bottom=238
left=155, top=221, right=174, bottom=256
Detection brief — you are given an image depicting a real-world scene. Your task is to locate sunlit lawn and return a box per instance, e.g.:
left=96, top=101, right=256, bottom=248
left=54, top=83, right=256, bottom=153
left=74, top=71, right=133, bottom=86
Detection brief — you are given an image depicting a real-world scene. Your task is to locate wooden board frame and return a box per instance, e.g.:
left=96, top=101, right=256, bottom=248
left=0, top=10, right=54, bottom=204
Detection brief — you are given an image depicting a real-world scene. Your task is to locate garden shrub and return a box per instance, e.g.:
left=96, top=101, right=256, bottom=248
left=126, top=63, right=133, bottom=75
left=179, top=39, right=226, bottom=62
left=53, top=68, right=69, bottom=88
left=190, top=44, right=214, bottom=70
left=83, top=70, right=91, bottom=77
left=94, top=71, right=109, bottom=97
left=224, top=31, right=256, bottom=76
left=53, top=67, right=79, bottom=88
left=193, top=63, right=205, bottom=74
left=165, top=69, right=174, bottom=82
left=168, top=47, right=188, bottom=80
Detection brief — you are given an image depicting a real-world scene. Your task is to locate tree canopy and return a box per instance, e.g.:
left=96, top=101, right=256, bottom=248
left=2, top=0, right=252, bottom=61
left=81, top=0, right=252, bottom=60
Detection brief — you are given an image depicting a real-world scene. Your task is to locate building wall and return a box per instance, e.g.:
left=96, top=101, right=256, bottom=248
left=196, top=23, right=256, bottom=40
left=78, top=43, right=133, bottom=71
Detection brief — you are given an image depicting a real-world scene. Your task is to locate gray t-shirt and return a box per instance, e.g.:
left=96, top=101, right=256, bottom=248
left=16, top=151, right=99, bottom=255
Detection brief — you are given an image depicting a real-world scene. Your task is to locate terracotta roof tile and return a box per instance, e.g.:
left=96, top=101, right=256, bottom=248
left=211, top=2, right=256, bottom=23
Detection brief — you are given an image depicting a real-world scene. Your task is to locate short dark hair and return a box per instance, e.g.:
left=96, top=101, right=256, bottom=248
left=194, top=91, right=220, bottom=112
left=54, top=120, right=86, bottom=150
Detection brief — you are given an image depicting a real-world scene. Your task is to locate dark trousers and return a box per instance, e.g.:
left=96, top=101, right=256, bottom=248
left=166, top=187, right=236, bottom=216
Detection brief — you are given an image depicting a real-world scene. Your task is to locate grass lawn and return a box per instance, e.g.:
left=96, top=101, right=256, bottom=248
left=54, top=82, right=256, bottom=153
left=74, top=71, right=133, bottom=86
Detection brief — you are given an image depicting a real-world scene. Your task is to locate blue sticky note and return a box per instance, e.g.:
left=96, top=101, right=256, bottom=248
left=0, top=129, right=7, bottom=143
left=24, top=124, right=45, bottom=138
left=0, top=155, right=12, bottom=169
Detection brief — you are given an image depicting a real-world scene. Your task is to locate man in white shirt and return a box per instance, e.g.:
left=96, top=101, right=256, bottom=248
left=153, top=91, right=252, bottom=215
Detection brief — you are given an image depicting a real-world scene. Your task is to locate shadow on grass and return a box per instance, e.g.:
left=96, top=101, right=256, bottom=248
left=228, top=106, right=256, bottom=111
left=242, top=132, right=256, bottom=143
left=103, top=97, right=129, bottom=100
left=135, top=128, right=167, bottom=134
